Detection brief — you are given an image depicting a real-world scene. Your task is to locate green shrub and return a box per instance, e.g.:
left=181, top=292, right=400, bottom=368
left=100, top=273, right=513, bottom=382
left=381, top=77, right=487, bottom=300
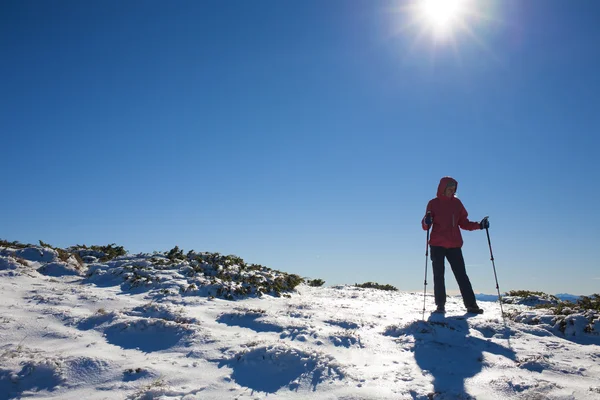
left=503, top=289, right=600, bottom=314
left=534, top=301, right=576, bottom=315
left=39, top=240, right=84, bottom=269
left=307, top=279, right=325, bottom=287
left=39, top=240, right=53, bottom=248
left=0, top=239, right=30, bottom=249
left=77, top=243, right=127, bottom=261
left=355, top=282, right=398, bottom=291
left=578, top=294, right=600, bottom=311
left=166, top=246, right=185, bottom=261
left=534, top=294, right=600, bottom=314
left=505, top=290, right=558, bottom=300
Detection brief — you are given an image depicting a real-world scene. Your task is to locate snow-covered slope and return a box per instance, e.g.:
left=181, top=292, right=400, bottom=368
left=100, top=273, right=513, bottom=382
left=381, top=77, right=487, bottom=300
left=1, top=244, right=599, bottom=399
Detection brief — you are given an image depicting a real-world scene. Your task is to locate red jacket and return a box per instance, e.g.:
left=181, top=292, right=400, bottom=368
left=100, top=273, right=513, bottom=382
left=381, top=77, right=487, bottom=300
left=422, top=177, right=481, bottom=248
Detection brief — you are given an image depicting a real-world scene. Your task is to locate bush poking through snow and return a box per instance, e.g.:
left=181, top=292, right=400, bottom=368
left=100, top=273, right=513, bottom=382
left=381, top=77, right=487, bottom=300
left=128, top=376, right=167, bottom=400
left=0, top=255, right=29, bottom=271
left=39, top=240, right=84, bottom=269
left=69, top=243, right=127, bottom=262
left=506, top=290, right=558, bottom=299
left=530, top=293, right=600, bottom=314
left=354, top=282, right=398, bottom=291
left=503, top=290, right=560, bottom=306
left=13, top=256, right=29, bottom=267
left=577, top=294, right=600, bottom=312
left=3, top=239, right=306, bottom=300
left=0, top=239, right=31, bottom=249
left=83, top=248, right=305, bottom=300
left=307, top=278, right=325, bottom=287
left=125, top=367, right=144, bottom=374
left=507, top=291, right=600, bottom=337
left=166, top=246, right=185, bottom=261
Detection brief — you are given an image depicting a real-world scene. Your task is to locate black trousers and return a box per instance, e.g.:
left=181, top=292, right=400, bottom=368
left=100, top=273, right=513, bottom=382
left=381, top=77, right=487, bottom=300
left=430, top=246, right=477, bottom=308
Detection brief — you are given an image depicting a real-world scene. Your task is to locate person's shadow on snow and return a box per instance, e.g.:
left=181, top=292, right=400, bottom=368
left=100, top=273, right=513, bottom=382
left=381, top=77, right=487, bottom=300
left=412, top=315, right=515, bottom=398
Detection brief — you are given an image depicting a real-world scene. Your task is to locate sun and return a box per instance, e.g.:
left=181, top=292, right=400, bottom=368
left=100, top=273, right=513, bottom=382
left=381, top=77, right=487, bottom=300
left=417, top=0, right=470, bottom=36
left=387, top=0, right=495, bottom=58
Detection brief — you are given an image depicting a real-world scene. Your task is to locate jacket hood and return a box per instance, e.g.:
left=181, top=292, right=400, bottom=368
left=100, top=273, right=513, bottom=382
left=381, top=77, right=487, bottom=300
left=437, top=177, right=458, bottom=198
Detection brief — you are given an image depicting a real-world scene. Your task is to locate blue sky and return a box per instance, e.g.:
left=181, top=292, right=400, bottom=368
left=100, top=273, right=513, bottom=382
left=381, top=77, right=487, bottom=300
left=2, top=0, right=599, bottom=295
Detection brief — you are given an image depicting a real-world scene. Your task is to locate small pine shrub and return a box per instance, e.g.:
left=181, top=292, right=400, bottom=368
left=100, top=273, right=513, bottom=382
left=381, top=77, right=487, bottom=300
left=74, top=243, right=126, bottom=261
left=0, top=239, right=30, bottom=249
left=527, top=293, right=599, bottom=314
left=39, top=240, right=53, bottom=248
left=506, top=290, right=558, bottom=300
left=536, top=294, right=600, bottom=314
left=166, top=246, right=185, bottom=261
left=307, top=279, right=325, bottom=287
left=577, top=294, right=600, bottom=311
left=355, top=282, right=398, bottom=291
left=97, top=244, right=126, bottom=260
left=534, top=301, right=576, bottom=315
left=39, top=240, right=84, bottom=269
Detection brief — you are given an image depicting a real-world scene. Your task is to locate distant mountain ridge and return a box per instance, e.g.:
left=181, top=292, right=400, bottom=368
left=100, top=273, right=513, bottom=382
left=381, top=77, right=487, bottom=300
left=555, top=293, right=583, bottom=302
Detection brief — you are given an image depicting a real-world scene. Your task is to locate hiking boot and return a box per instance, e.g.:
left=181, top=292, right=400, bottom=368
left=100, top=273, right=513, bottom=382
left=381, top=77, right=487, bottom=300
left=432, top=306, right=445, bottom=314
left=466, top=307, right=484, bottom=314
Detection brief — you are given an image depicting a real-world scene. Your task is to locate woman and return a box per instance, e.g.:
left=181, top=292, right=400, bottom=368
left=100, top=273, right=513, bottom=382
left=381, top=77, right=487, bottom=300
left=422, top=177, right=489, bottom=314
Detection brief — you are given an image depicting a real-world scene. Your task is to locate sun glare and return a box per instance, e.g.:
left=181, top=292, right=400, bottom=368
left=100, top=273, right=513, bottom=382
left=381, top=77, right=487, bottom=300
left=418, top=0, right=470, bottom=36
left=388, top=0, right=494, bottom=59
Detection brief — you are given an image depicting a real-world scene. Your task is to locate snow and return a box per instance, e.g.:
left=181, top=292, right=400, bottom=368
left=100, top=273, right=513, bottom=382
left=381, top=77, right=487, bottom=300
left=1, top=244, right=600, bottom=399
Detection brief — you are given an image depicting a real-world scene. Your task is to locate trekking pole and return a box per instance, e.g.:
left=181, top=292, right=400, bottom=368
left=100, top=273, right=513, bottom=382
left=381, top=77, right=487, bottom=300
left=422, top=212, right=431, bottom=320
left=484, top=217, right=505, bottom=319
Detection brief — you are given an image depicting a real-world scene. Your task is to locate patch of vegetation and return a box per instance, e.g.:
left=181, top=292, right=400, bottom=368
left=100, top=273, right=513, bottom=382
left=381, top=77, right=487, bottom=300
left=70, top=243, right=127, bottom=262
left=124, top=367, right=144, bottom=374
left=191, top=252, right=247, bottom=268
left=93, top=244, right=127, bottom=261
left=122, top=266, right=160, bottom=288
left=166, top=246, right=185, bottom=261
left=0, top=336, right=28, bottom=360
left=272, top=274, right=304, bottom=295
left=129, top=376, right=166, bottom=399
left=307, top=278, right=325, bottom=287
left=182, top=251, right=305, bottom=299
left=355, top=282, right=398, bottom=291
left=0, top=239, right=30, bottom=249
left=532, top=301, right=575, bottom=315
left=533, top=294, right=600, bottom=314
left=38, top=240, right=52, bottom=248
left=506, top=290, right=600, bottom=337
left=12, top=256, right=29, bottom=267
left=578, top=294, right=600, bottom=311
left=39, top=240, right=84, bottom=269
left=4, top=237, right=308, bottom=302
left=180, top=283, right=198, bottom=293
left=505, top=290, right=559, bottom=300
